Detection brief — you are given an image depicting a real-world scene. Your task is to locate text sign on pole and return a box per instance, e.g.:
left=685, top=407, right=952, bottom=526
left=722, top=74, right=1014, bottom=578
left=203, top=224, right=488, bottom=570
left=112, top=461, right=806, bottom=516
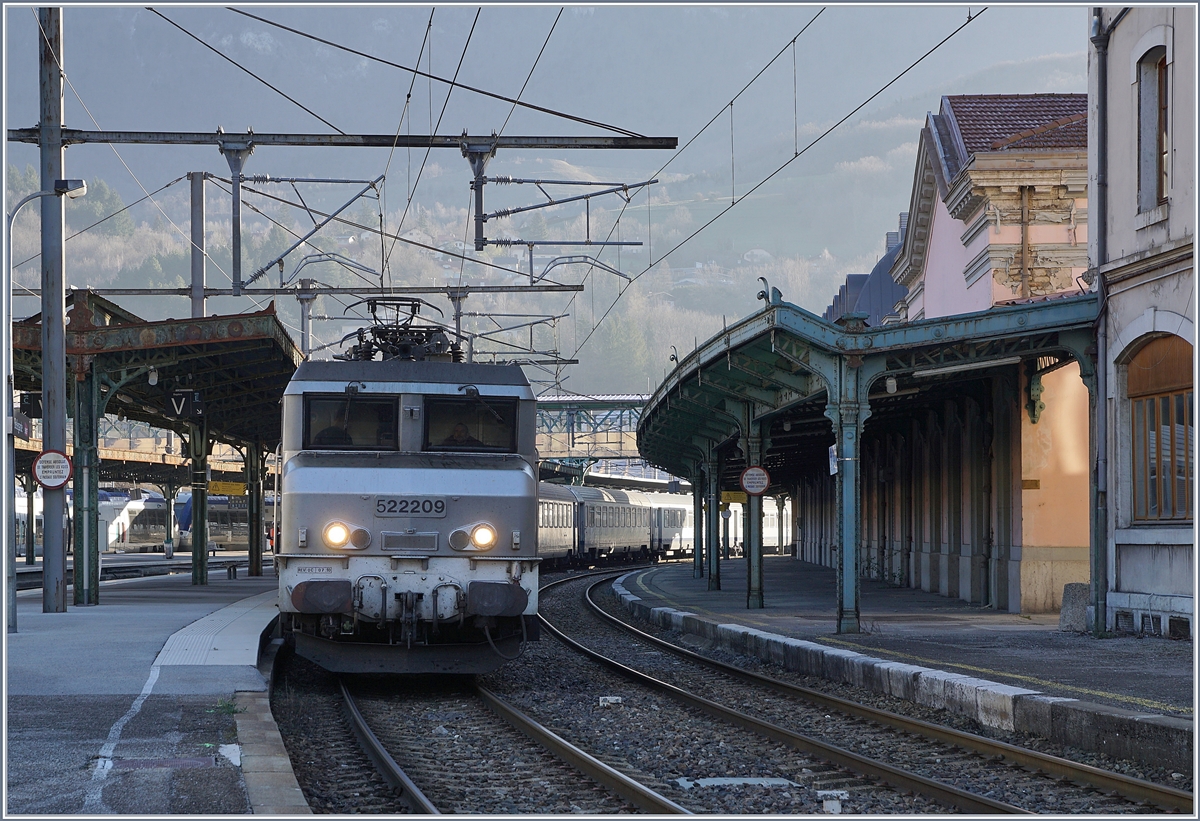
left=33, top=450, right=73, bottom=489
left=739, top=466, right=770, bottom=496
left=166, top=389, right=204, bottom=419
left=208, top=481, right=246, bottom=496
left=829, top=445, right=838, bottom=475
left=721, top=490, right=748, bottom=504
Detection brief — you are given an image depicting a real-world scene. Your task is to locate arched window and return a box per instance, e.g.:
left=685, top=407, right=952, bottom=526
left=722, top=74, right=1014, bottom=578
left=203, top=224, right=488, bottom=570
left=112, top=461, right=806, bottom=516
left=1138, top=46, right=1169, bottom=212
left=1128, top=336, right=1193, bottom=520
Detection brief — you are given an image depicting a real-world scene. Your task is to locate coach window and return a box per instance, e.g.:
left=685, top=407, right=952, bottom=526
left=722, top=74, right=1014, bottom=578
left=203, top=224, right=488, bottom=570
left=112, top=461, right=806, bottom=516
left=425, top=396, right=518, bottom=452
left=1138, top=45, right=1169, bottom=212
left=306, top=395, right=399, bottom=450
left=1129, top=336, right=1193, bottom=521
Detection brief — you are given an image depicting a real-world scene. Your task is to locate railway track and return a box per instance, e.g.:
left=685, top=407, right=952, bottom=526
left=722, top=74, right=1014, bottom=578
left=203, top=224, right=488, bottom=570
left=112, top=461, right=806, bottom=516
left=338, top=675, right=684, bottom=814
left=537, top=571, right=1192, bottom=815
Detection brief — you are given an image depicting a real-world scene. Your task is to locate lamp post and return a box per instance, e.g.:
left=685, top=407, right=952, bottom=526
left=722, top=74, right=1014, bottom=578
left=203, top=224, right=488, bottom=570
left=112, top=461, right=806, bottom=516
left=5, top=178, right=86, bottom=633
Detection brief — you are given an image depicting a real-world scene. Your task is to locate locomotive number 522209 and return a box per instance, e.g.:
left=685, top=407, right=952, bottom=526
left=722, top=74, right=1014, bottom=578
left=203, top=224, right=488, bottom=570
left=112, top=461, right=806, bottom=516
left=375, top=496, right=447, bottom=517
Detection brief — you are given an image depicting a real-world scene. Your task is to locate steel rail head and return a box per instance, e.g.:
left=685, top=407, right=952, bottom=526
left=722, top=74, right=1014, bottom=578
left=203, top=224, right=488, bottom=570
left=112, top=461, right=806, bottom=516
left=538, top=575, right=1029, bottom=815
left=474, top=683, right=692, bottom=815
left=578, top=576, right=1194, bottom=815
left=338, top=680, right=440, bottom=814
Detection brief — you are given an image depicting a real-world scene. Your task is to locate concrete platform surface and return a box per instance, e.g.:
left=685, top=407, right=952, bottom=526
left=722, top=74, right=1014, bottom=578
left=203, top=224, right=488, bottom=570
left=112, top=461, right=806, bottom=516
left=614, top=557, right=1193, bottom=772
left=5, top=572, right=308, bottom=815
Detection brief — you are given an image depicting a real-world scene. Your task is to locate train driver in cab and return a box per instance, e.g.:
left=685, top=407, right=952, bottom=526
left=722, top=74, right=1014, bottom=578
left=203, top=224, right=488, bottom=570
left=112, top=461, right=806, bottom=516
left=442, top=422, right=484, bottom=448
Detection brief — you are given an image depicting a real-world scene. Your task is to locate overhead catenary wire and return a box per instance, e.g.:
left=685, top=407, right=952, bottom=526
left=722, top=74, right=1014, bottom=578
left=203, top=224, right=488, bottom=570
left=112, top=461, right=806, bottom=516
left=146, top=8, right=345, bottom=135
left=10, top=175, right=187, bottom=276
left=552, top=7, right=826, bottom=385
left=29, top=10, right=258, bottom=311
left=568, top=7, right=987, bottom=361
left=227, top=6, right=645, bottom=138
left=389, top=8, right=481, bottom=261
left=459, top=6, right=562, bottom=293
left=380, top=9, right=435, bottom=281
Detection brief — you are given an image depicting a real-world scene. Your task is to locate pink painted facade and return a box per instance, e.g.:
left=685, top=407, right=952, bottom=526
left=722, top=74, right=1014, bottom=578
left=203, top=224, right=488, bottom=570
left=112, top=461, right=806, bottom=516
left=886, top=95, right=1093, bottom=613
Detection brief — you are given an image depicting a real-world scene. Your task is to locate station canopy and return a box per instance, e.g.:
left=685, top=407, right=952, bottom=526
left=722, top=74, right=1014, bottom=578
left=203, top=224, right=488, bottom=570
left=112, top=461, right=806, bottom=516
left=13, top=291, right=302, bottom=455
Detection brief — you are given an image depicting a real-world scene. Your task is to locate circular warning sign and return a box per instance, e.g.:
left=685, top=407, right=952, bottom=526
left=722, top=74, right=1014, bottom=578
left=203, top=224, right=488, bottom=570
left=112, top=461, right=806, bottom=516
left=739, top=466, right=770, bottom=496
left=33, top=450, right=73, bottom=489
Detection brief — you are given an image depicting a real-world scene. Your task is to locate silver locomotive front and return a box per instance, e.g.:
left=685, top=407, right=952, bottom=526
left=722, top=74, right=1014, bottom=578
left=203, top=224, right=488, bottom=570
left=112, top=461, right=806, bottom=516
left=277, top=359, right=538, bottom=674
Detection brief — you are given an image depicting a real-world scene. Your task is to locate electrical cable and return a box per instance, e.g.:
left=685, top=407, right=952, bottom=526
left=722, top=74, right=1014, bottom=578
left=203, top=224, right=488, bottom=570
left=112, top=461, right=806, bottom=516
left=553, top=8, right=826, bottom=341
left=570, top=8, right=987, bottom=360
left=30, top=11, right=256, bottom=309
left=227, top=6, right=644, bottom=137
left=460, top=7, right=562, bottom=297
left=10, top=175, right=187, bottom=273
left=390, top=8, right=480, bottom=249
left=380, top=9, right=435, bottom=280
left=146, top=8, right=345, bottom=134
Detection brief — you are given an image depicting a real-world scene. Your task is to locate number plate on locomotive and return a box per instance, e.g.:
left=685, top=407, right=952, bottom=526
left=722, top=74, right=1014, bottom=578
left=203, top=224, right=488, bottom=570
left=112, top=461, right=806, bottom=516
left=374, top=496, right=447, bottom=517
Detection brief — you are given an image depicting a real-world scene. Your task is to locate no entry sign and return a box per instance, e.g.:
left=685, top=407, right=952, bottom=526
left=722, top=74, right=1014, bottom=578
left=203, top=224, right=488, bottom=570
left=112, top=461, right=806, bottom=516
left=739, top=466, right=770, bottom=496
left=33, top=450, right=72, bottom=489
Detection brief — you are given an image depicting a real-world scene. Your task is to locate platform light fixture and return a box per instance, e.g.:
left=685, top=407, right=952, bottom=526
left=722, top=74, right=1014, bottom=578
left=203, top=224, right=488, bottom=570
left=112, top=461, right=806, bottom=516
left=147, top=367, right=158, bottom=386
left=912, top=356, right=1022, bottom=379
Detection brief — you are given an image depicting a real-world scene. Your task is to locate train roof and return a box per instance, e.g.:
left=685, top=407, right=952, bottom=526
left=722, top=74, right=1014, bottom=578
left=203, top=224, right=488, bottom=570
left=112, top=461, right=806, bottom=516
left=287, top=359, right=533, bottom=398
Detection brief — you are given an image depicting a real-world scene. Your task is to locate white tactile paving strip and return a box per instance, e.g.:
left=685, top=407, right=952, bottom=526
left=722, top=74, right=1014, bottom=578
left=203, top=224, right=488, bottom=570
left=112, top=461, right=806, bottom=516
left=154, top=591, right=278, bottom=666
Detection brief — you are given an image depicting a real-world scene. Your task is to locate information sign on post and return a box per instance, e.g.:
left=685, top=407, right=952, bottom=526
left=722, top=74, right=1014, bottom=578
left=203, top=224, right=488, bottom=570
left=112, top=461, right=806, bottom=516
left=739, top=466, right=770, bottom=496
left=33, top=450, right=73, bottom=489
left=829, top=445, right=838, bottom=475
left=208, top=481, right=247, bottom=496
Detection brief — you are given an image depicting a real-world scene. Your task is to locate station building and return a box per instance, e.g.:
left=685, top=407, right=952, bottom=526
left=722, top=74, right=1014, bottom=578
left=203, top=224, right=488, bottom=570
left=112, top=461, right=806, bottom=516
left=1089, top=6, right=1194, bottom=638
left=638, top=93, right=1103, bottom=631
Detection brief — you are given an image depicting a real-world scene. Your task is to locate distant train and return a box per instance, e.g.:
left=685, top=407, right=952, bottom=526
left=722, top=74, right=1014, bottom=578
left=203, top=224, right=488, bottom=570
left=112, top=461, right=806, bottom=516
left=15, top=490, right=171, bottom=555
left=535, top=486, right=791, bottom=565
left=536, top=484, right=695, bottom=566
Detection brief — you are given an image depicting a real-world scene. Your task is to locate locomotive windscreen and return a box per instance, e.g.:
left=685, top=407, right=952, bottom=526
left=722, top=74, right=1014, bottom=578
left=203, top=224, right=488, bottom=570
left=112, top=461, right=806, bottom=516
left=424, top=397, right=518, bottom=452
left=305, top=395, right=399, bottom=450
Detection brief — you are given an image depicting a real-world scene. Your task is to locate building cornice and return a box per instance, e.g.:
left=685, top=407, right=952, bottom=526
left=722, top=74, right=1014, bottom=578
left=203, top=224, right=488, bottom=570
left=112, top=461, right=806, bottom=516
left=1101, top=238, right=1194, bottom=286
left=891, top=129, right=941, bottom=290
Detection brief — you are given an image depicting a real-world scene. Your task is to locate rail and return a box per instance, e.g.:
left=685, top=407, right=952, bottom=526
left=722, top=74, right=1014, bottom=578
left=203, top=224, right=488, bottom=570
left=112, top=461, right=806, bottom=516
left=580, top=574, right=1194, bottom=815
left=539, top=574, right=1028, bottom=815
left=475, top=683, right=691, bottom=814
left=339, top=680, right=440, bottom=814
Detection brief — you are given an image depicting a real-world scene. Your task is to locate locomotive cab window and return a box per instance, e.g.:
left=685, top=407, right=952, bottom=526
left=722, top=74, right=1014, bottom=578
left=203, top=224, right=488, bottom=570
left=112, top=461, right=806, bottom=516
left=305, top=395, right=399, bottom=450
left=424, top=396, right=518, bottom=453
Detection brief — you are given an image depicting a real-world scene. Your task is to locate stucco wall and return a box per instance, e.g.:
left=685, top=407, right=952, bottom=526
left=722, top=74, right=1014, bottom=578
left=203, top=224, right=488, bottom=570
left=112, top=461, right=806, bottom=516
left=1019, top=362, right=1091, bottom=612
left=1090, top=6, right=1195, bottom=263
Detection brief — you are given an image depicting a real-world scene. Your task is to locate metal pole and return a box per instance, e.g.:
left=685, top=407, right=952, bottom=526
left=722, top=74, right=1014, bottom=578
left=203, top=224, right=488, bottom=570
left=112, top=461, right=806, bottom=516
left=164, top=481, right=175, bottom=559
left=189, top=172, right=206, bottom=318
left=706, top=462, right=720, bottom=590
left=220, top=145, right=253, bottom=297
left=247, top=446, right=263, bottom=576
left=189, top=420, right=209, bottom=585
left=6, top=190, right=55, bottom=631
left=691, top=464, right=704, bottom=579
left=39, top=7, right=67, bottom=613
left=298, top=282, right=314, bottom=357
left=24, top=475, right=37, bottom=565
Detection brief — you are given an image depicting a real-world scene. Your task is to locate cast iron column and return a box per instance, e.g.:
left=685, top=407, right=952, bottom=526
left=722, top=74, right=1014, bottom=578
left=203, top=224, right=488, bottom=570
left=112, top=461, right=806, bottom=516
left=691, top=462, right=704, bottom=579
left=745, top=419, right=764, bottom=609
left=706, top=457, right=721, bottom=590
left=189, top=420, right=209, bottom=584
left=247, top=445, right=263, bottom=576
left=71, top=364, right=99, bottom=605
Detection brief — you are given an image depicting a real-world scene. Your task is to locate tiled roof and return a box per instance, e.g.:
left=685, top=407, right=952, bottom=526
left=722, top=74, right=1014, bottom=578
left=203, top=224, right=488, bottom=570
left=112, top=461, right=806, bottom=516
left=944, top=94, right=1088, bottom=156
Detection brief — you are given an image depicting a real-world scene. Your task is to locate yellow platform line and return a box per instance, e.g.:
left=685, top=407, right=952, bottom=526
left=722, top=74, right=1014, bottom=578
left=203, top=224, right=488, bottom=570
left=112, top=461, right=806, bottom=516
left=625, top=572, right=1191, bottom=717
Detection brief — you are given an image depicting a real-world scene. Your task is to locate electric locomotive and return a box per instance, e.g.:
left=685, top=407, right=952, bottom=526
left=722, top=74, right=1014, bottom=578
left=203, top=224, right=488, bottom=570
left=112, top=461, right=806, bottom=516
left=276, top=299, right=539, bottom=674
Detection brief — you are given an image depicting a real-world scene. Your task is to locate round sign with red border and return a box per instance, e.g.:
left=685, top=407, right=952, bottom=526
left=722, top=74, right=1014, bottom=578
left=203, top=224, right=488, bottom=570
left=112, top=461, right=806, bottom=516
left=739, top=466, right=770, bottom=496
left=33, top=450, right=73, bottom=489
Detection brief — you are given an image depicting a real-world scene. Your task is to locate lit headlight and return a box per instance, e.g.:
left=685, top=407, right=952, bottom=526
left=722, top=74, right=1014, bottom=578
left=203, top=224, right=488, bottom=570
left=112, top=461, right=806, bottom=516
left=323, top=522, right=350, bottom=547
left=471, top=524, right=496, bottom=548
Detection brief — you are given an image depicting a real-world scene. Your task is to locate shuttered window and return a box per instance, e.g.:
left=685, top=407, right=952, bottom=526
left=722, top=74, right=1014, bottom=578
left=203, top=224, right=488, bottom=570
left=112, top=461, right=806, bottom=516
left=1129, top=336, right=1193, bottom=521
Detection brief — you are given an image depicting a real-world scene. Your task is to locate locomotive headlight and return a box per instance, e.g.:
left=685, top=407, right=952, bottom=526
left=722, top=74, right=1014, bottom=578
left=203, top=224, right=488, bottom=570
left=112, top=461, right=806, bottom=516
left=323, top=522, right=350, bottom=547
left=471, top=524, right=496, bottom=548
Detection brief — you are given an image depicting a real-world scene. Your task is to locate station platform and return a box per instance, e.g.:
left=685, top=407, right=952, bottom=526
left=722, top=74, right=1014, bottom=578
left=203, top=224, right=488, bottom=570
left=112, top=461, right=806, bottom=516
left=613, top=556, right=1193, bottom=774
left=5, top=570, right=308, bottom=815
